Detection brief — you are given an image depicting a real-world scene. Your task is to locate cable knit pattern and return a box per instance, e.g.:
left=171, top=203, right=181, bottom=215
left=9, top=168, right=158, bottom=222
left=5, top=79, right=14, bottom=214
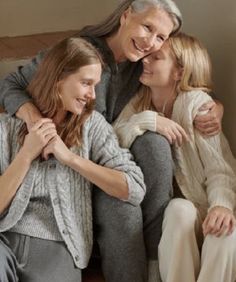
left=114, top=90, right=236, bottom=212
left=11, top=161, right=63, bottom=241
left=0, top=111, right=145, bottom=269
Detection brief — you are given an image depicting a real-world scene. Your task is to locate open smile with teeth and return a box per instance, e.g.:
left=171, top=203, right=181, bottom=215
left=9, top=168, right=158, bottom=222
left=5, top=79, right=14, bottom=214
left=133, top=40, right=146, bottom=53
left=76, top=98, right=86, bottom=106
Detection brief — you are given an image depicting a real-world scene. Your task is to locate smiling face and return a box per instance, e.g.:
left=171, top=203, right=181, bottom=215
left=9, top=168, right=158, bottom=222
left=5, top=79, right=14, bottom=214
left=58, top=63, right=102, bottom=117
left=118, top=6, right=174, bottom=62
left=140, top=41, right=180, bottom=88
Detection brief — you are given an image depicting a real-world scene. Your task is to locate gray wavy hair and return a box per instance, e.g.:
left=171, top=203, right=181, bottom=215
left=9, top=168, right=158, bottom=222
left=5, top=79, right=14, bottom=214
left=79, top=0, right=182, bottom=37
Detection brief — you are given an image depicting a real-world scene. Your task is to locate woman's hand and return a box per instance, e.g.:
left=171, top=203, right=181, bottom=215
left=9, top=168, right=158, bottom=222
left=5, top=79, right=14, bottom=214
left=194, top=100, right=224, bottom=136
left=42, top=135, right=73, bottom=165
left=16, top=102, right=44, bottom=131
left=202, top=206, right=236, bottom=237
left=156, top=115, right=189, bottom=146
left=22, top=118, right=57, bottom=162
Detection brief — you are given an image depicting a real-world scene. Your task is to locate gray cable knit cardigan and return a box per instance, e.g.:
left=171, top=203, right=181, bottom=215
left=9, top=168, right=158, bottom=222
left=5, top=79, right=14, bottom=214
left=0, top=111, right=145, bottom=269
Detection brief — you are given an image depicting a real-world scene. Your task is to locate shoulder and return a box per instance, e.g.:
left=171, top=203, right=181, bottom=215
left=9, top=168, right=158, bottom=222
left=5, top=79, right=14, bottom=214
left=84, top=111, right=113, bottom=134
left=172, top=90, right=213, bottom=125
left=87, top=110, right=108, bottom=125
left=177, top=89, right=212, bottom=105
left=175, top=90, right=213, bottom=113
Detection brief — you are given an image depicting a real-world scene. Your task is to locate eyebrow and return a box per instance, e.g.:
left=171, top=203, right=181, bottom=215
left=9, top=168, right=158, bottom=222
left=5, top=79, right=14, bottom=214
left=146, top=20, right=169, bottom=39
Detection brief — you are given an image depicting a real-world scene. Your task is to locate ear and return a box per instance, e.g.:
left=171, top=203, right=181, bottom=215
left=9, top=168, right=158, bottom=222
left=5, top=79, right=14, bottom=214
left=120, top=7, right=132, bottom=26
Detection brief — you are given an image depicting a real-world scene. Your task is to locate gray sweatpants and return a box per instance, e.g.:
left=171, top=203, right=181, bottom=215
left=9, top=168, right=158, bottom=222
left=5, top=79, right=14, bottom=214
left=93, top=132, right=173, bottom=282
left=0, top=232, right=81, bottom=282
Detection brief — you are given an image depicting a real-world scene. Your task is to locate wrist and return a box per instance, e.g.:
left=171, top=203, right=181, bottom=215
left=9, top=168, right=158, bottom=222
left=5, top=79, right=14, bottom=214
left=62, top=151, right=77, bottom=167
left=16, top=102, right=43, bottom=129
left=66, top=153, right=82, bottom=170
left=17, top=148, right=33, bottom=166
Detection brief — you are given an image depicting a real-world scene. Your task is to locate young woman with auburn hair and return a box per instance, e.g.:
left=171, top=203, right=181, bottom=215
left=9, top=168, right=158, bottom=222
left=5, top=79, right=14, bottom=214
left=0, top=37, right=145, bottom=282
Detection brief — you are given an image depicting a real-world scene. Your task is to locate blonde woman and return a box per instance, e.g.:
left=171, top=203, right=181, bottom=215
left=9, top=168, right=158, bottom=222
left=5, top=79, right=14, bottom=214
left=0, top=37, right=145, bottom=282
left=113, top=33, right=236, bottom=282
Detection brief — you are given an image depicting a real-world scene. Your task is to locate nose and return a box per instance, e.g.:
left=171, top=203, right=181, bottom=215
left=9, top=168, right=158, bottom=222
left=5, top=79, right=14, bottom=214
left=87, top=86, right=96, bottom=100
left=144, top=34, right=163, bottom=52
left=143, top=34, right=156, bottom=51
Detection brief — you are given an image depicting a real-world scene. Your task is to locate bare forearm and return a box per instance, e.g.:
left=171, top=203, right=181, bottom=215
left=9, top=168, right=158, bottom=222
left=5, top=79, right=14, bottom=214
left=16, top=102, right=43, bottom=128
left=67, top=154, right=129, bottom=200
left=0, top=149, right=31, bottom=214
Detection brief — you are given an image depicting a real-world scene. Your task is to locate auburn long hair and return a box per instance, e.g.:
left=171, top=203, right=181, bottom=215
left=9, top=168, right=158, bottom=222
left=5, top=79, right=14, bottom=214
left=19, top=37, right=103, bottom=147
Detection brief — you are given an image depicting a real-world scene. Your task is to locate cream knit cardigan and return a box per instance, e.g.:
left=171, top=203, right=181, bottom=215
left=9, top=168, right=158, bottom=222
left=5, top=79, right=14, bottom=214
left=113, top=90, right=236, bottom=212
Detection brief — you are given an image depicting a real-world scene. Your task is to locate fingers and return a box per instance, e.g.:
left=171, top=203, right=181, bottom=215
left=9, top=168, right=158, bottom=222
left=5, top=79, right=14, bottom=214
left=39, top=123, right=57, bottom=141
left=194, top=101, right=223, bottom=137
left=202, top=213, right=217, bottom=236
left=31, top=119, right=57, bottom=144
left=194, top=123, right=221, bottom=136
left=172, top=124, right=189, bottom=146
left=213, top=214, right=228, bottom=237
left=228, top=217, right=236, bottom=235
left=165, top=124, right=188, bottom=146
left=156, top=116, right=189, bottom=146
left=203, top=207, right=236, bottom=237
left=42, top=137, right=57, bottom=160
left=198, top=100, right=215, bottom=112
left=30, top=118, right=53, bottom=131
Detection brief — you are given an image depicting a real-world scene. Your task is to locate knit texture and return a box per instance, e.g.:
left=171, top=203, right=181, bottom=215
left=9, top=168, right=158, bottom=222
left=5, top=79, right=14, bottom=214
left=0, top=111, right=145, bottom=268
left=10, top=161, right=63, bottom=241
left=114, top=90, right=236, bottom=212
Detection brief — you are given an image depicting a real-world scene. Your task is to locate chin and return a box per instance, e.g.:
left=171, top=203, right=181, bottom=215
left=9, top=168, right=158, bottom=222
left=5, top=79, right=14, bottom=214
left=139, top=77, right=151, bottom=87
left=127, top=53, right=143, bottom=62
left=125, top=49, right=143, bottom=62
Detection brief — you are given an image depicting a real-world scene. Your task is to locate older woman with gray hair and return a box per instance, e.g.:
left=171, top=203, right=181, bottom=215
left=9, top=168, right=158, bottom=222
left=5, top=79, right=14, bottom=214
left=0, top=1, right=223, bottom=281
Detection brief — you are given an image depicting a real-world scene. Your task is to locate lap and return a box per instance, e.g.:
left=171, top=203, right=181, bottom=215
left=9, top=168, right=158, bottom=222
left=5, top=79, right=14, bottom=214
left=1, top=232, right=81, bottom=282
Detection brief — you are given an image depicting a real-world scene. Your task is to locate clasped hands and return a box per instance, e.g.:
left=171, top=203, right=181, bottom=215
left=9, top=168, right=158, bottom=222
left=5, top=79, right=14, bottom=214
left=22, top=118, right=73, bottom=165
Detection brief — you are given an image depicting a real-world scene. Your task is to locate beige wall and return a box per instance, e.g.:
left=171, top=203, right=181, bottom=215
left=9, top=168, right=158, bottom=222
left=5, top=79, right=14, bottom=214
left=177, top=0, right=236, bottom=155
left=0, top=0, right=117, bottom=36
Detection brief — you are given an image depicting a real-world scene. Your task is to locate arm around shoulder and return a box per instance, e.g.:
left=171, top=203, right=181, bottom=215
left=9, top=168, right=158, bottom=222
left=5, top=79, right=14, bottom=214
left=0, top=51, right=46, bottom=123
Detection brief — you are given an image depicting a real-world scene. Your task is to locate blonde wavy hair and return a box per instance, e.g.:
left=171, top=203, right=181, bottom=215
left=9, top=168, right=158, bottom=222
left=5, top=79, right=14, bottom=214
left=19, top=37, right=103, bottom=147
left=135, top=32, right=213, bottom=111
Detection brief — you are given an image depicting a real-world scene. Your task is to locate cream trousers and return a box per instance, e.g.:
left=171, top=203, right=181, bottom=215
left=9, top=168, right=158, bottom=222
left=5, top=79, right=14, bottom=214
left=158, top=198, right=236, bottom=282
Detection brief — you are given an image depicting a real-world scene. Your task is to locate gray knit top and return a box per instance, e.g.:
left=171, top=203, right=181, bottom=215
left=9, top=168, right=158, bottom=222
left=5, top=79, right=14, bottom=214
left=0, top=111, right=145, bottom=268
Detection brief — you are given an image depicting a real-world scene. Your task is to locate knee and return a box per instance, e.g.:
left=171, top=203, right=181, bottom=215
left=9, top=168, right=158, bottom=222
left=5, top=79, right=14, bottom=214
left=131, top=132, right=173, bottom=190
left=93, top=189, right=143, bottom=232
left=163, top=199, right=197, bottom=231
left=205, top=228, right=236, bottom=255
left=131, top=131, right=172, bottom=164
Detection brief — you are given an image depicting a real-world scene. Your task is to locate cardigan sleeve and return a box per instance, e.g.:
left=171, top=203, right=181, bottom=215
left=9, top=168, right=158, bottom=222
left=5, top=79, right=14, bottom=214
left=195, top=131, right=236, bottom=211
left=89, top=111, right=146, bottom=206
left=0, top=114, right=37, bottom=230
left=186, top=91, right=236, bottom=211
left=113, top=98, right=156, bottom=148
left=0, top=51, right=46, bottom=115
